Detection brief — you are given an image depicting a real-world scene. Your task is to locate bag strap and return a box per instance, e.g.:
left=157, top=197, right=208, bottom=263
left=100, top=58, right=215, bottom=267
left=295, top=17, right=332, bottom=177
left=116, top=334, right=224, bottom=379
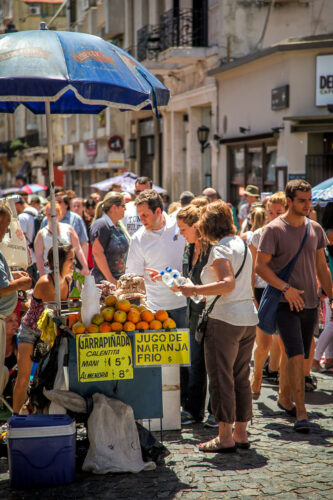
left=287, top=218, right=310, bottom=271
left=205, top=239, right=248, bottom=315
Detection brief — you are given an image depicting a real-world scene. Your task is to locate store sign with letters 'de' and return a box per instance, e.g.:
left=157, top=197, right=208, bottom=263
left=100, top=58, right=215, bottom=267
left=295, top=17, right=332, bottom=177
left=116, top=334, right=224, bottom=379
left=135, top=330, right=190, bottom=367
left=316, top=54, right=333, bottom=106
left=76, top=332, right=133, bottom=382
left=86, top=139, right=97, bottom=158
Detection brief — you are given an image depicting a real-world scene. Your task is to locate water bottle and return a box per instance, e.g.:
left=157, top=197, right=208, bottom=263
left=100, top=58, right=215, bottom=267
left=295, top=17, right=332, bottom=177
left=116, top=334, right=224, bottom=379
left=160, top=270, right=173, bottom=287
left=172, top=272, right=187, bottom=296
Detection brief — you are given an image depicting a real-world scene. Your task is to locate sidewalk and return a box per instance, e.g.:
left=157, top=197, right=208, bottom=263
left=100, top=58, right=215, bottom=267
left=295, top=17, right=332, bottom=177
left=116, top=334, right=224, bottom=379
left=0, top=372, right=332, bottom=499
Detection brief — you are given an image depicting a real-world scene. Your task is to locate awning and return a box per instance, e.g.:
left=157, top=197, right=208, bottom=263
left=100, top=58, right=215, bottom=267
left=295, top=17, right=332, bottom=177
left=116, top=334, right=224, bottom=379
left=19, top=0, right=64, bottom=4
left=283, top=114, right=333, bottom=133
left=219, top=132, right=275, bottom=145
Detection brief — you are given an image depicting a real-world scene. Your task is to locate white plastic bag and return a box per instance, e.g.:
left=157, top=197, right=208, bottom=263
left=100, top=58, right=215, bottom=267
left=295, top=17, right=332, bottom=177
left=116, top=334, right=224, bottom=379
left=82, top=393, right=156, bottom=474
left=80, top=274, right=101, bottom=326
left=0, top=200, right=28, bottom=269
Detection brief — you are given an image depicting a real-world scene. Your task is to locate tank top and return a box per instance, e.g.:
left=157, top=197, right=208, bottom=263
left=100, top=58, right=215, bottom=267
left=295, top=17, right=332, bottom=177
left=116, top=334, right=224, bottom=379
left=40, top=222, right=71, bottom=269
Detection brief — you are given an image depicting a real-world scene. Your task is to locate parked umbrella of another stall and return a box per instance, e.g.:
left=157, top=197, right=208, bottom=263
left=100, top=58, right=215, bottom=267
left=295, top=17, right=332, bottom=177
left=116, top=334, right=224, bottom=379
left=19, top=184, right=48, bottom=194
left=0, top=23, right=170, bottom=312
left=312, top=177, right=333, bottom=206
left=91, top=171, right=166, bottom=194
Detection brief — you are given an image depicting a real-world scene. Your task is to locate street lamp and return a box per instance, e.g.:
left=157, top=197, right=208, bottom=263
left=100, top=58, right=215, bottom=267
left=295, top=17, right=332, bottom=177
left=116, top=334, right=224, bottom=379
left=197, top=125, right=210, bottom=153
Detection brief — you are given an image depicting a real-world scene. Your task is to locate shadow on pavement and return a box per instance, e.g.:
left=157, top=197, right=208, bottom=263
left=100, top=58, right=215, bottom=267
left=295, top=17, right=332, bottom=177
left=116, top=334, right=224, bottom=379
left=264, top=421, right=333, bottom=445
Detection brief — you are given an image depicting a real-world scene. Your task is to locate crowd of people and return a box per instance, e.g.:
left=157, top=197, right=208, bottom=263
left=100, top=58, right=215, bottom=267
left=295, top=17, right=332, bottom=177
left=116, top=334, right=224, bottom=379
left=0, top=176, right=332, bottom=452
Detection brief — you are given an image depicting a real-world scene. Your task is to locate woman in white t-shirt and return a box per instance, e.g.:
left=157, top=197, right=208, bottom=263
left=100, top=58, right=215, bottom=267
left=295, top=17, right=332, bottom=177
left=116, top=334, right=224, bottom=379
left=178, top=200, right=258, bottom=453
left=34, top=202, right=89, bottom=277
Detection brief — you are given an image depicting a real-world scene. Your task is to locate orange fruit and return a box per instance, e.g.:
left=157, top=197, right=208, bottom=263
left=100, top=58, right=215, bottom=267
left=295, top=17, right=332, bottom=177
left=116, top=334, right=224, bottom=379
left=114, top=310, right=127, bottom=323
left=72, top=321, right=85, bottom=334
left=149, top=319, right=162, bottom=330
left=91, top=313, right=104, bottom=325
left=136, top=321, right=149, bottom=330
left=141, top=310, right=154, bottom=323
left=127, top=309, right=141, bottom=324
left=111, top=321, right=123, bottom=331
left=102, top=307, right=115, bottom=322
left=123, top=321, right=136, bottom=331
left=163, top=318, right=176, bottom=329
left=138, top=305, right=147, bottom=312
left=116, top=299, right=131, bottom=312
left=105, top=295, right=117, bottom=307
left=87, top=324, right=99, bottom=333
left=99, top=322, right=112, bottom=333
left=155, top=310, right=169, bottom=322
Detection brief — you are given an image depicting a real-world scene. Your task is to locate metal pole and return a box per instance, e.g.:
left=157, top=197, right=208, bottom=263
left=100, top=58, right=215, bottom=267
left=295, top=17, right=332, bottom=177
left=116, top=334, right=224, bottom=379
left=45, top=101, right=61, bottom=314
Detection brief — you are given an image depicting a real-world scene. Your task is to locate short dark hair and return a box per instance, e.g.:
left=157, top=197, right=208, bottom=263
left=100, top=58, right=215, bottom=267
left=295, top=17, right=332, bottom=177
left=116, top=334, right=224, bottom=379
left=285, top=179, right=311, bottom=200
left=135, top=189, right=163, bottom=213
left=135, top=176, right=152, bottom=188
left=47, top=244, right=73, bottom=273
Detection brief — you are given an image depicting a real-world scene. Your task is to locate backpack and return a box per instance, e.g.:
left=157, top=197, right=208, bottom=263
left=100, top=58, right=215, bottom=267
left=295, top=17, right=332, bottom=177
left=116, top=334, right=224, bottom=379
left=23, top=208, right=44, bottom=249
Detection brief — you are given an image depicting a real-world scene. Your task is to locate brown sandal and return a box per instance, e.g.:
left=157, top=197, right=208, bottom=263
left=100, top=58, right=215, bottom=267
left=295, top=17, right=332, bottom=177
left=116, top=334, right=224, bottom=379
left=199, top=437, right=236, bottom=453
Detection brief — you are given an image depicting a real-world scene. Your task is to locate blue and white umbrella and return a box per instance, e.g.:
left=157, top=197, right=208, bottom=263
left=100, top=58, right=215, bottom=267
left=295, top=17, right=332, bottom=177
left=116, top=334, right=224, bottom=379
left=312, top=177, right=333, bottom=206
left=0, top=24, right=170, bottom=311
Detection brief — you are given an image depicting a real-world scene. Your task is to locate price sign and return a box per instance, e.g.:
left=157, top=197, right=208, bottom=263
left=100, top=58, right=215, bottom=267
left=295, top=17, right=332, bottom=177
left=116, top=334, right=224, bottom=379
left=134, top=330, right=190, bottom=367
left=76, top=332, right=133, bottom=382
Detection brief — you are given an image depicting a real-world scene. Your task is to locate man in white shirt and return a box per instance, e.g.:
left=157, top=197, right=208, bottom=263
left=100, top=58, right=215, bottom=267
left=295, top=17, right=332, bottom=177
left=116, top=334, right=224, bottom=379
left=122, top=176, right=152, bottom=236
left=126, top=189, right=187, bottom=325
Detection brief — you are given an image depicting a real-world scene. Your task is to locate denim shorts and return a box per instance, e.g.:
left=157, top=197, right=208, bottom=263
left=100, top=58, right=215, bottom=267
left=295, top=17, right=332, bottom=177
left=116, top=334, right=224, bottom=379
left=17, top=323, right=41, bottom=345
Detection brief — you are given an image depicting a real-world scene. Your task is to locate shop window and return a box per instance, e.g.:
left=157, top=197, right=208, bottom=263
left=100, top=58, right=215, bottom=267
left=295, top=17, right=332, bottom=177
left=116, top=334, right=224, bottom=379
left=228, top=141, right=277, bottom=205
left=247, top=146, right=262, bottom=185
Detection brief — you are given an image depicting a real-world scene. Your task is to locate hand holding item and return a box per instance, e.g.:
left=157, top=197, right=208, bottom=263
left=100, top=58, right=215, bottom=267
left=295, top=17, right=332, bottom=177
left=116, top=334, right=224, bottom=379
left=145, top=268, right=162, bottom=282
left=178, top=284, right=196, bottom=298
left=16, top=275, right=32, bottom=291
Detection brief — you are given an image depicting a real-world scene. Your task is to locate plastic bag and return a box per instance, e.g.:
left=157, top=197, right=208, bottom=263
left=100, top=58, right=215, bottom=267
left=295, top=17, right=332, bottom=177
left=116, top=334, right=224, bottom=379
left=82, top=393, right=156, bottom=474
left=0, top=200, right=28, bottom=269
left=80, top=274, right=101, bottom=326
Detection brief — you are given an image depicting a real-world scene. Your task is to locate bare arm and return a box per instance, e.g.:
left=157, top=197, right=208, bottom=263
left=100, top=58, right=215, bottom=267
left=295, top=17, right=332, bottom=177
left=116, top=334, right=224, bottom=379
left=249, top=242, right=257, bottom=294
left=81, top=241, right=89, bottom=260
left=256, top=251, right=304, bottom=311
left=178, top=258, right=235, bottom=297
left=34, top=230, right=46, bottom=277
left=0, top=276, right=32, bottom=296
left=69, top=227, right=89, bottom=275
left=92, top=238, right=117, bottom=285
left=316, top=248, right=333, bottom=299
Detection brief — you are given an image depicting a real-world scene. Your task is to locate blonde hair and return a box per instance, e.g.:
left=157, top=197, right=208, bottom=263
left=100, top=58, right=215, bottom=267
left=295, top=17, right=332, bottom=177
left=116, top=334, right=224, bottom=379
left=267, top=191, right=287, bottom=208
left=251, top=206, right=266, bottom=232
left=168, top=202, right=181, bottom=215
left=92, top=191, right=124, bottom=224
left=177, top=205, right=209, bottom=253
left=190, top=196, right=209, bottom=208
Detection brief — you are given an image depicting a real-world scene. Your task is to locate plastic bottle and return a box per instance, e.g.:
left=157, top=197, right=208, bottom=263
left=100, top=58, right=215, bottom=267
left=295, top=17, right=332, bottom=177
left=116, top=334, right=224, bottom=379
left=172, top=272, right=187, bottom=296
left=160, top=270, right=173, bottom=287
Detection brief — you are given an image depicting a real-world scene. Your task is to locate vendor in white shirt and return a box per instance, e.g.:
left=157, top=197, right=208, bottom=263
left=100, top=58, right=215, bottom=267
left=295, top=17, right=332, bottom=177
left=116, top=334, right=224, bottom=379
left=125, top=190, right=187, bottom=327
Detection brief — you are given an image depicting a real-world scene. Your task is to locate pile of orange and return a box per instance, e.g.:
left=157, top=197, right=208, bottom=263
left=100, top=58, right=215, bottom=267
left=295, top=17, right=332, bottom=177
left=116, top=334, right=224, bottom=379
left=72, top=296, right=177, bottom=334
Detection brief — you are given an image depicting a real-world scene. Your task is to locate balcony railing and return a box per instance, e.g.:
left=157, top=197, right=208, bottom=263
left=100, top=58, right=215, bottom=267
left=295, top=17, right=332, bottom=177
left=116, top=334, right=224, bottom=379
left=136, top=7, right=208, bottom=62
left=160, top=8, right=208, bottom=52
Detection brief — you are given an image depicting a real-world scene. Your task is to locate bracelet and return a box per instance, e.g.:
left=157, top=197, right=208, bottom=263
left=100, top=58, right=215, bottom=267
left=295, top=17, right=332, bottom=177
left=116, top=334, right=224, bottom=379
left=193, top=290, right=197, bottom=297
left=282, top=283, right=290, bottom=293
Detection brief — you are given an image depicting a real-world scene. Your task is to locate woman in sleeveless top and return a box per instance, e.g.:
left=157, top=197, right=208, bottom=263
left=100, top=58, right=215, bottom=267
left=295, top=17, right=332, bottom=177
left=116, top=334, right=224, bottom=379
left=13, top=245, right=75, bottom=414
left=34, top=202, right=89, bottom=277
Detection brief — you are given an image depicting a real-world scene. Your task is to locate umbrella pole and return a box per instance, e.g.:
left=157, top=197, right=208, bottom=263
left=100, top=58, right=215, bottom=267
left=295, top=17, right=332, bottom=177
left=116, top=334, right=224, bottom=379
left=45, top=102, right=61, bottom=315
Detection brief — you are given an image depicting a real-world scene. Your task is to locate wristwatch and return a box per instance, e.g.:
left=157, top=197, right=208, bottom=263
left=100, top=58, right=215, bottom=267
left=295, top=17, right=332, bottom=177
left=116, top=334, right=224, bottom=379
left=282, top=283, right=290, bottom=293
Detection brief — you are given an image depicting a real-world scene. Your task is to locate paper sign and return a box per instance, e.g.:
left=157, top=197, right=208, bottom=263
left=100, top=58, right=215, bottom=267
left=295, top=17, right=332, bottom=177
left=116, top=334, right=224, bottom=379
left=135, top=330, right=190, bottom=367
left=76, top=332, right=133, bottom=382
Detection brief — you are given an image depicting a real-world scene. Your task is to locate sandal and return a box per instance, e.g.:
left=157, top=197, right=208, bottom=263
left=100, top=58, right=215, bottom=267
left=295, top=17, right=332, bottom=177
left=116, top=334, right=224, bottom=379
left=199, top=437, right=236, bottom=453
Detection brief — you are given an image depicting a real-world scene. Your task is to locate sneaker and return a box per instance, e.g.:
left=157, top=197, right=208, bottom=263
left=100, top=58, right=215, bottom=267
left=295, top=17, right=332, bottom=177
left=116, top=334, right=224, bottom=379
left=181, top=410, right=195, bottom=425
left=204, top=414, right=218, bottom=428
left=305, top=375, right=317, bottom=392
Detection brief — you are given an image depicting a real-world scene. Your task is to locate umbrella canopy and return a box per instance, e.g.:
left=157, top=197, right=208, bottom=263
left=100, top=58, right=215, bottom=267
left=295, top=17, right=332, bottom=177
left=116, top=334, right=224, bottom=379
left=19, top=184, right=47, bottom=194
left=91, top=172, right=166, bottom=194
left=312, top=177, right=333, bottom=206
left=0, top=24, right=170, bottom=313
left=0, top=27, right=169, bottom=115
left=0, top=187, right=19, bottom=196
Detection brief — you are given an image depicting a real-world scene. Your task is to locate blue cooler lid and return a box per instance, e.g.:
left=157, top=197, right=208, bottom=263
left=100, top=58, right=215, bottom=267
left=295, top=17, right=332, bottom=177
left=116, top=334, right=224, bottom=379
left=8, top=414, right=73, bottom=428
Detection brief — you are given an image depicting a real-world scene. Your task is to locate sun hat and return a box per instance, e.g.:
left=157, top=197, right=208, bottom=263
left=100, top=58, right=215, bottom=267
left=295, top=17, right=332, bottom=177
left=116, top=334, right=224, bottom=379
left=244, top=185, right=260, bottom=197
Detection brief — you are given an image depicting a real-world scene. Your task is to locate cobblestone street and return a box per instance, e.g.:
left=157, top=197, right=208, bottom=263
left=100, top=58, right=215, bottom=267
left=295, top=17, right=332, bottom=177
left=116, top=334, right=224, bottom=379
left=0, top=372, right=332, bottom=500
